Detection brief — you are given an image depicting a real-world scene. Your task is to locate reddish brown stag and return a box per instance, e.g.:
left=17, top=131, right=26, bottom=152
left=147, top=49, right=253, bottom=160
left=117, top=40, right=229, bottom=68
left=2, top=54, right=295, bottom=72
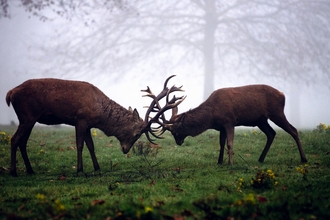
left=143, top=76, right=308, bottom=165
left=6, top=78, right=157, bottom=176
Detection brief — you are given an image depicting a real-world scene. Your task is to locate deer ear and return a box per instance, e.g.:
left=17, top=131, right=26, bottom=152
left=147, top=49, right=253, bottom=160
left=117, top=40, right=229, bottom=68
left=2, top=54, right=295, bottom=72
left=170, top=106, right=178, bottom=122
left=172, top=106, right=178, bottom=117
left=133, top=108, right=140, bottom=123
left=128, top=106, right=133, bottom=112
left=178, top=113, right=186, bottom=123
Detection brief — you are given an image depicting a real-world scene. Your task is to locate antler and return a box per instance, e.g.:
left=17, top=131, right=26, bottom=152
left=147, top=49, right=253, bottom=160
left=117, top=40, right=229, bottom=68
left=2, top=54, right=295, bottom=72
left=142, top=75, right=186, bottom=143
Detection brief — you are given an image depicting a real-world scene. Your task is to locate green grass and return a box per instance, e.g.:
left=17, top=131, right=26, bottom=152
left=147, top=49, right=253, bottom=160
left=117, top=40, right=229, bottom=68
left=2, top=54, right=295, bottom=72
left=0, top=125, right=330, bottom=219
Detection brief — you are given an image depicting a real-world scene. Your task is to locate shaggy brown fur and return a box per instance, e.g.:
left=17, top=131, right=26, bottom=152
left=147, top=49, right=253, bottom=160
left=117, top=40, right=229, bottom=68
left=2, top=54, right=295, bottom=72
left=6, top=78, right=146, bottom=176
left=167, top=84, right=308, bottom=165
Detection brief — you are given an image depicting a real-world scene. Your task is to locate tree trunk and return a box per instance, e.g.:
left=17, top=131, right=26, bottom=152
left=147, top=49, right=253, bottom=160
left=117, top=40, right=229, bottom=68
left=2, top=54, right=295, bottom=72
left=289, top=84, right=301, bottom=128
left=203, top=1, right=217, bottom=100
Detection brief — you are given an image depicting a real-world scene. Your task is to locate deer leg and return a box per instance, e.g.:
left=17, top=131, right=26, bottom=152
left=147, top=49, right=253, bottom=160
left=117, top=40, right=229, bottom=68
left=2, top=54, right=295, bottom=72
left=225, top=126, right=235, bottom=165
left=84, top=129, right=100, bottom=171
left=257, top=120, right=276, bottom=162
left=218, top=128, right=226, bottom=164
left=271, top=115, right=308, bottom=163
left=75, top=126, right=86, bottom=174
left=10, top=124, right=35, bottom=176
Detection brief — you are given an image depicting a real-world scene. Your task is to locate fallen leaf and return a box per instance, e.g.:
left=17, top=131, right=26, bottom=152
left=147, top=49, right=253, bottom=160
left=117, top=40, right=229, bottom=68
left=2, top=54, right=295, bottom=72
left=150, top=180, right=156, bottom=186
left=68, top=146, right=75, bottom=150
left=256, top=196, right=268, bottom=203
left=58, top=175, right=66, bottom=181
left=17, top=204, right=25, bottom=211
left=0, top=167, right=8, bottom=171
left=173, top=167, right=181, bottom=173
left=157, top=201, right=165, bottom=206
left=171, top=184, right=184, bottom=192
left=91, top=200, right=105, bottom=206
left=174, top=217, right=185, bottom=220
left=112, top=162, right=119, bottom=168
left=72, top=196, right=80, bottom=201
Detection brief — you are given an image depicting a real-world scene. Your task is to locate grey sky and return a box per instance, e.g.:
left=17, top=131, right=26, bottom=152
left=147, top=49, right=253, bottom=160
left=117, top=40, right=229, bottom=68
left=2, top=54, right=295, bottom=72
left=0, top=5, right=329, bottom=129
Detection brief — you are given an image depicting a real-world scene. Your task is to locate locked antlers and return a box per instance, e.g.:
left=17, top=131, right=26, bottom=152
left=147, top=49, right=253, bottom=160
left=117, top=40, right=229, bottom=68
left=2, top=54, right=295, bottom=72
left=142, top=75, right=186, bottom=143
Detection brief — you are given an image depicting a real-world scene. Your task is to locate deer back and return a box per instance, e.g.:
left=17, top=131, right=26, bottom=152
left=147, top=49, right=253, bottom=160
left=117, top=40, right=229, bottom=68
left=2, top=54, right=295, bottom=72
left=168, top=84, right=286, bottom=137
left=7, top=79, right=145, bottom=140
left=203, top=84, right=285, bottom=126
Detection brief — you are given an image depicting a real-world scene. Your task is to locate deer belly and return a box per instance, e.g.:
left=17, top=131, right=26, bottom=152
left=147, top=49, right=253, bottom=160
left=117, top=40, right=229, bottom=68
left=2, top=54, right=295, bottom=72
left=38, top=114, right=74, bottom=126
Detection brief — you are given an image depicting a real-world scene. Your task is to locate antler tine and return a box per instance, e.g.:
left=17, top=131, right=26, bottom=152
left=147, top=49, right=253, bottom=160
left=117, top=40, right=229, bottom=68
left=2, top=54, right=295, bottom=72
left=142, top=86, right=161, bottom=122
left=142, top=75, right=186, bottom=143
left=163, top=75, right=176, bottom=89
left=145, top=124, right=167, bottom=143
left=166, top=85, right=185, bottom=104
left=142, top=75, right=176, bottom=123
left=144, top=97, right=163, bottom=122
left=146, top=94, right=185, bottom=128
left=168, top=95, right=186, bottom=106
left=141, top=86, right=153, bottom=95
left=145, top=132, right=158, bottom=145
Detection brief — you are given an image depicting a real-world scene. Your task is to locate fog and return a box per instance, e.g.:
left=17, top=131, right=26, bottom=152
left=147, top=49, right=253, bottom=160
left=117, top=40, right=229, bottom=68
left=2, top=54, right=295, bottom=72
left=0, top=3, right=329, bottom=129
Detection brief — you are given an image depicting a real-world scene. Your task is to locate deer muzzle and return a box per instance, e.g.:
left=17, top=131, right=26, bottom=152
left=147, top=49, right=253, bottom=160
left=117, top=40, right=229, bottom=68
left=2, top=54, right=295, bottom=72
left=121, top=145, right=131, bottom=154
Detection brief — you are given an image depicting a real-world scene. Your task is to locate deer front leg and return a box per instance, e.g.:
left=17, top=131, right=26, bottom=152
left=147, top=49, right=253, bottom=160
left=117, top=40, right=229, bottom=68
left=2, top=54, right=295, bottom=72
left=84, top=129, right=100, bottom=171
left=225, top=126, right=235, bottom=165
left=218, top=129, right=226, bottom=164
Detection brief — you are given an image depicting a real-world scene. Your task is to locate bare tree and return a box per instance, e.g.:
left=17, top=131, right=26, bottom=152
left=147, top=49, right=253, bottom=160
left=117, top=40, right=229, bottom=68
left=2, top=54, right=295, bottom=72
left=1, top=0, right=129, bottom=20
left=4, top=0, right=330, bottom=98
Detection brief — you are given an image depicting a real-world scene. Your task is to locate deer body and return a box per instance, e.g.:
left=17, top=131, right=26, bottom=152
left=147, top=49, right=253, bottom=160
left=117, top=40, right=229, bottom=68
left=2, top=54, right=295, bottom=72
left=6, top=78, right=145, bottom=176
left=166, top=84, right=308, bottom=164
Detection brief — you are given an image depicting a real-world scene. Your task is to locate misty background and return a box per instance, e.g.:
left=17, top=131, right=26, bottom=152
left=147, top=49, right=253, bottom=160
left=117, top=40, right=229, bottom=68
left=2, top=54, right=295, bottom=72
left=0, top=0, right=329, bottom=129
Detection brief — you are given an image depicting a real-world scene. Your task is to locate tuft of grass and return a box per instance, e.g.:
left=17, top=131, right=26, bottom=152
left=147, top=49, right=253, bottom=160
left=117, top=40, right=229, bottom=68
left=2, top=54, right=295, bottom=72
left=0, top=125, right=330, bottom=219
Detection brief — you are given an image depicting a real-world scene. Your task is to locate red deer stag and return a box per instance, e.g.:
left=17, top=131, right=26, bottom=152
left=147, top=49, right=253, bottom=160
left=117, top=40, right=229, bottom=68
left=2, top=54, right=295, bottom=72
left=142, top=75, right=308, bottom=165
left=6, top=78, right=157, bottom=177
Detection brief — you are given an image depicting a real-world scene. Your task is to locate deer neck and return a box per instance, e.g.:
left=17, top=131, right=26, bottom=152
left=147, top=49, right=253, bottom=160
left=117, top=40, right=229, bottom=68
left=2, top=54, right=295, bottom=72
left=183, top=105, right=213, bottom=137
left=97, top=99, right=132, bottom=137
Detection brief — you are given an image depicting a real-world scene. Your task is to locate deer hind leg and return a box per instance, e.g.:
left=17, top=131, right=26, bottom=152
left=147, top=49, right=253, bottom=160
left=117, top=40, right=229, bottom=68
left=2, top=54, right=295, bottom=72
left=84, top=129, right=100, bottom=172
left=270, top=114, right=308, bottom=163
left=10, top=123, right=35, bottom=176
left=75, top=125, right=86, bottom=174
left=257, top=120, right=276, bottom=162
left=218, top=128, right=227, bottom=164
left=225, top=126, right=235, bottom=165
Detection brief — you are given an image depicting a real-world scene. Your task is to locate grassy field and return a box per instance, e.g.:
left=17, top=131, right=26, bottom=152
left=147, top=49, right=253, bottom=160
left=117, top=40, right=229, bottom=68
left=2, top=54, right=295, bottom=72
left=0, top=125, right=330, bottom=219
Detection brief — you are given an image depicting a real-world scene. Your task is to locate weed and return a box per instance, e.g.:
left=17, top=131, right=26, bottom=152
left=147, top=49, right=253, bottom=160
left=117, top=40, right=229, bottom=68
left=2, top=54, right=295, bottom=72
left=0, top=126, right=330, bottom=219
left=296, top=164, right=309, bottom=180
left=251, top=169, right=278, bottom=190
left=313, top=123, right=330, bottom=133
left=0, top=131, right=11, bottom=145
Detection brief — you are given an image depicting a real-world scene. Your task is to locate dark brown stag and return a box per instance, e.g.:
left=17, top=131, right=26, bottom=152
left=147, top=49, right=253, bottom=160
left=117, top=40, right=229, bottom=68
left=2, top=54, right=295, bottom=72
left=6, top=78, right=157, bottom=176
left=142, top=76, right=308, bottom=165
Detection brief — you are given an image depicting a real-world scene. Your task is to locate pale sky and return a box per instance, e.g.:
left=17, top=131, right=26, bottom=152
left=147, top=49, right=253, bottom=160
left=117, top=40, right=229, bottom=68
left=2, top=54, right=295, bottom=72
left=0, top=6, right=329, bottom=129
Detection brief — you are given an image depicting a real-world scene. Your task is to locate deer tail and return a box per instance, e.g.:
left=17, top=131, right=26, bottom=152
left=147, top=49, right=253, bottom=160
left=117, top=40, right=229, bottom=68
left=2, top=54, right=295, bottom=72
left=6, top=90, right=12, bottom=107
